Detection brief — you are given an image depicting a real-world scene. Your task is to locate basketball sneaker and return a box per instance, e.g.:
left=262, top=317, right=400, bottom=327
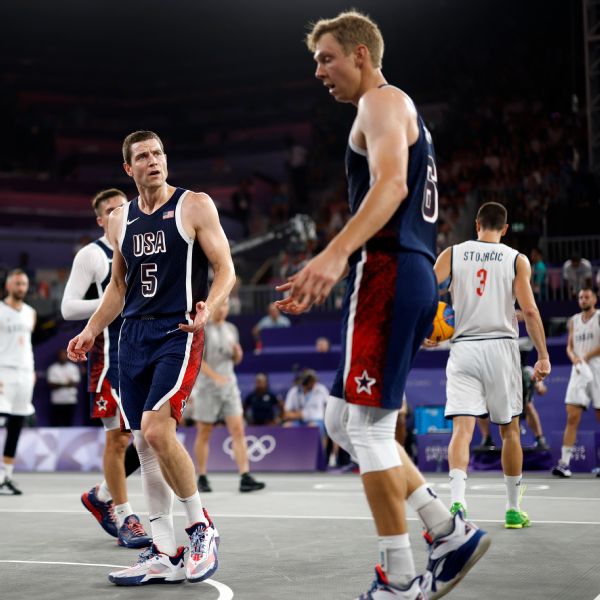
left=203, top=508, right=220, bottom=548
left=81, top=485, right=118, bottom=537
left=197, top=474, right=212, bottom=493
left=108, top=544, right=186, bottom=586
left=185, top=520, right=219, bottom=582
left=505, top=509, right=531, bottom=529
left=356, top=566, right=427, bottom=599
left=239, top=472, right=265, bottom=492
left=423, top=510, right=491, bottom=600
left=552, top=463, right=572, bottom=478
left=0, top=477, right=22, bottom=495
left=117, top=514, right=153, bottom=548
left=449, top=502, right=467, bottom=518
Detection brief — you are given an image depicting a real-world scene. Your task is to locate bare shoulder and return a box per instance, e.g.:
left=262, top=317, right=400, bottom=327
left=516, top=253, right=531, bottom=272
left=359, top=86, right=415, bottom=118
left=182, top=191, right=220, bottom=229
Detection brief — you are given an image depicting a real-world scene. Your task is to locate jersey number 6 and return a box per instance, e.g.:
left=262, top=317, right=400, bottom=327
left=422, top=155, right=438, bottom=223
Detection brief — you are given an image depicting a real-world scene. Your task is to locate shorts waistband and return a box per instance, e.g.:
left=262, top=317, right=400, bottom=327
left=124, top=311, right=185, bottom=321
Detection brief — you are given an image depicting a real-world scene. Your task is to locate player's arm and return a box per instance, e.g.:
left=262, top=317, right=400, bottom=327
left=332, top=90, right=412, bottom=256
left=565, top=318, right=580, bottom=365
left=434, top=247, right=452, bottom=284
left=277, top=90, right=412, bottom=313
left=232, top=325, right=243, bottom=365
left=61, top=246, right=103, bottom=320
left=514, top=254, right=551, bottom=380
left=199, top=361, right=229, bottom=386
left=67, top=208, right=127, bottom=361
left=180, top=193, right=235, bottom=333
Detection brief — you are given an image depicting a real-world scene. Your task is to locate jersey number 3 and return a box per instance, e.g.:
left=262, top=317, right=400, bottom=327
left=141, top=263, right=158, bottom=297
left=476, top=268, right=487, bottom=296
left=422, top=155, right=438, bottom=223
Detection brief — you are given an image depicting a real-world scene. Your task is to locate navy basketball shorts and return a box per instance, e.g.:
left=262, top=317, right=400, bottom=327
left=331, top=250, right=437, bottom=410
left=118, top=315, right=204, bottom=430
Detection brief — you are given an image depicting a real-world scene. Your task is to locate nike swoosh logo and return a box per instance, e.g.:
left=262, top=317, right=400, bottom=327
left=149, top=516, right=160, bottom=522
left=127, top=217, right=140, bottom=225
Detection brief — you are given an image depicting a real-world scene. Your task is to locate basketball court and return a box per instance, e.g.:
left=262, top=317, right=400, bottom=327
left=1, top=471, right=599, bottom=599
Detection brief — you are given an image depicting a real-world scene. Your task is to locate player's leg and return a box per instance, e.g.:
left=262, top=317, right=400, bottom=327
left=499, top=417, right=529, bottom=528
left=0, top=414, right=25, bottom=495
left=223, top=414, right=265, bottom=492
left=553, top=404, right=583, bottom=477
left=525, top=402, right=548, bottom=448
left=447, top=416, right=475, bottom=515
left=194, top=421, right=213, bottom=491
left=476, top=416, right=495, bottom=448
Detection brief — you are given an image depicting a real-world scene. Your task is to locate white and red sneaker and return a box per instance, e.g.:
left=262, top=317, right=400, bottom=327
left=108, top=544, right=186, bottom=586
left=185, top=520, right=219, bottom=582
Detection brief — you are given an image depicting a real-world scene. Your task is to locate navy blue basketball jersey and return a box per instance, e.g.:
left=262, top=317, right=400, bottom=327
left=88, top=238, right=122, bottom=391
left=345, top=89, right=438, bottom=263
left=119, top=188, right=209, bottom=318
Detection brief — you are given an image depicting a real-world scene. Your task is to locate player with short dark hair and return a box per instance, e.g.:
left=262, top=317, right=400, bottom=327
left=68, top=130, right=235, bottom=585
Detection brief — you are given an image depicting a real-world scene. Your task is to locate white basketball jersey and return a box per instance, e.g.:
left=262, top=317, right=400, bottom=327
left=0, top=301, right=35, bottom=370
left=449, top=240, right=519, bottom=341
left=571, top=311, right=600, bottom=367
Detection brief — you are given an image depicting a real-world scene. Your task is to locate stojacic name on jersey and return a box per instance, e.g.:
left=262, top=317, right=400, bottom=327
left=463, top=250, right=504, bottom=262
left=133, top=231, right=167, bottom=257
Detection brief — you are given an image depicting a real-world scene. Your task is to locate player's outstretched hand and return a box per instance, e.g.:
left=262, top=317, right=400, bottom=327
left=533, top=358, right=551, bottom=381
left=179, top=301, right=210, bottom=333
left=67, top=329, right=96, bottom=362
left=275, top=280, right=312, bottom=315
left=422, top=338, right=439, bottom=349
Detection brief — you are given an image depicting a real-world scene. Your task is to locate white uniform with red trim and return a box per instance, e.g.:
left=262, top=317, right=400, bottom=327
left=445, top=240, right=522, bottom=424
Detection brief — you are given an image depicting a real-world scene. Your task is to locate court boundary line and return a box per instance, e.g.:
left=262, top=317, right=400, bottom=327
left=0, top=560, right=233, bottom=598
left=0, top=508, right=599, bottom=525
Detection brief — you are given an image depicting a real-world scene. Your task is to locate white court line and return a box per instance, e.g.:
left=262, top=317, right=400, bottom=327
left=0, top=560, right=233, bottom=598
left=1, top=508, right=599, bottom=526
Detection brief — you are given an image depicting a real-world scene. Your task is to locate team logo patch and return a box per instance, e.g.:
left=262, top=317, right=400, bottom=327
left=355, top=370, right=376, bottom=395
left=95, top=396, right=108, bottom=412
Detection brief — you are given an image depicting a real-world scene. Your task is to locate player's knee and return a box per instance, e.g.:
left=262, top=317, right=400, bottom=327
left=324, top=396, right=354, bottom=455
left=141, top=424, right=168, bottom=454
left=346, top=405, right=400, bottom=474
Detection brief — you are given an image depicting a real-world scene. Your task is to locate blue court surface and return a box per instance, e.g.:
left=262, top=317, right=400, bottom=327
left=1, top=471, right=599, bottom=600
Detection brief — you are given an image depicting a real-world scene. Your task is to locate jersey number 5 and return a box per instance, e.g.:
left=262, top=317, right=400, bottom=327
left=141, top=263, right=158, bottom=297
left=422, top=155, right=438, bottom=223
left=476, top=268, right=487, bottom=296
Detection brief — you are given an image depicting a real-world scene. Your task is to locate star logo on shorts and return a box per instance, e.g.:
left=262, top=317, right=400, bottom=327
left=355, top=370, right=376, bottom=395
left=96, top=397, right=108, bottom=412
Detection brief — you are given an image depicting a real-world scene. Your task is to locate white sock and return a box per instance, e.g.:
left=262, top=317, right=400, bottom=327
left=96, top=480, right=111, bottom=502
left=114, top=502, right=134, bottom=527
left=379, top=533, right=415, bottom=588
left=406, top=484, right=453, bottom=539
left=151, top=514, right=177, bottom=556
left=449, top=468, right=468, bottom=509
left=3, top=463, right=14, bottom=480
left=177, top=491, right=208, bottom=528
left=561, top=446, right=574, bottom=467
left=504, top=474, right=522, bottom=511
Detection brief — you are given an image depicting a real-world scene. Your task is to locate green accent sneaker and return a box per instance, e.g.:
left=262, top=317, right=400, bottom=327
left=450, top=502, right=467, bottom=518
left=505, top=509, right=531, bottom=529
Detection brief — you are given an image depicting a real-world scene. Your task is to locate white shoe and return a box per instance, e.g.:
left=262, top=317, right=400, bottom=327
left=356, top=566, right=427, bottom=599
left=185, top=520, right=219, bottom=582
left=424, top=511, right=491, bottom=599
left=108, top=544, right=186, bottom=586
left=552, top=463, right=572, bottom=478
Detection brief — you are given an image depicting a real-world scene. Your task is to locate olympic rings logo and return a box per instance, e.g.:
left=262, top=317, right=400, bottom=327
left=222, top=435, right=276, bottom=462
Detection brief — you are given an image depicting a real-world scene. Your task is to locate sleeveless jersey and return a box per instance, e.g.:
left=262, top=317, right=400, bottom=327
left=449, top=240, right=519, bottom=341
left=571, top=310, right=600, bottom=367
left=88, top=238, right=122, bottom=392
left=119, top=187, right=209, bottom=318
left=0, top=301, right=35, bottom=371
left=344, top=89, right=437, bottom=265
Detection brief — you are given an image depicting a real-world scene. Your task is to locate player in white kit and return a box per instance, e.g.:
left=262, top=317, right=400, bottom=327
left=0, top=270, right=36, bottom=495
left=190, top=297, right=265, bottom=493
left=552, top=287, right=600, bottom=478
left=433, top=202, right=551, bottom=528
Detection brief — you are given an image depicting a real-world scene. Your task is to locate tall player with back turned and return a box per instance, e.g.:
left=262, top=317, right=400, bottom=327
left=277, top=11, right=490, bottom=599
left=433, top=202, right=551, bottom=527
left=68, top=130, right=235, bottom=586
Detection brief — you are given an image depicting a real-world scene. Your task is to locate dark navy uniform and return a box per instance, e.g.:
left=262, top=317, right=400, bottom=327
left=89, top=238, right=123, bottom=419
left=118, top=187, right=209, bottom=430
left=331, top=89, right=438, bottom=409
